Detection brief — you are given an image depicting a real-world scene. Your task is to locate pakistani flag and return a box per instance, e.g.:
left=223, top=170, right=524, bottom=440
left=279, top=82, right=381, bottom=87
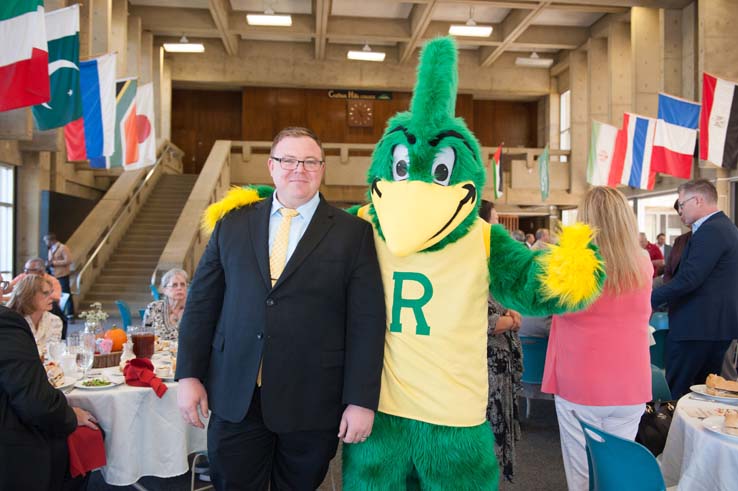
left=32, top=5, right=81, bottom=130
left=539, top=144, right=550, bottom=201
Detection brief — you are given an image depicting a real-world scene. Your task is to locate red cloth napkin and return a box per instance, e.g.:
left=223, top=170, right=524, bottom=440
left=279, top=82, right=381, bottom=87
left=124, top=358, right=168, bottom=398
left=67, top=426, right=106, bottom=477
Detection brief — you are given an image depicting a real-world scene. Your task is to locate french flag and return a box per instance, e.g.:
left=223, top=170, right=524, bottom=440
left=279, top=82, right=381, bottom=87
left=620, top=113, right=657, bottom=190
left=63, top=53, right=116, bottom=168
left=700, top=72, right=738, bottom=169
left=651, top=93, right=700, bottom=179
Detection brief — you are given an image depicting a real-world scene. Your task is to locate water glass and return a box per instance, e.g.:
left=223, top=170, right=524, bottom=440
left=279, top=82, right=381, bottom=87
left=47, top=340, right=66, bottom=363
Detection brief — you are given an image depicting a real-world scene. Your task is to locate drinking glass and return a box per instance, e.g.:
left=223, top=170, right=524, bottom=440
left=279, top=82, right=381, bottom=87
left=73, top=333, right=96, bottom=380
left=47, top=340, right=66, bottom=363
left=76, top=349, right=94, bottom=380
left=129, top=325, right=155, bottom=358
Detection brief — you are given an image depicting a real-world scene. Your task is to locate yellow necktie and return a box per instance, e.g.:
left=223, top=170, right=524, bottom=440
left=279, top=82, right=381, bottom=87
left=258, top=207, right=298, bottom=387
left=269, top=207, right=299, bottom=286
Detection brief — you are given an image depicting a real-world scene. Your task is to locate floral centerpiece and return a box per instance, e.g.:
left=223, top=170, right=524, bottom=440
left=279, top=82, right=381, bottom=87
left=79, top=302, right=108, bottom=336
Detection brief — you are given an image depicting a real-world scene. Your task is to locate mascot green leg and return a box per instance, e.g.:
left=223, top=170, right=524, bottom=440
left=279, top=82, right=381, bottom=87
left=343, top=412, right=499, bottom=490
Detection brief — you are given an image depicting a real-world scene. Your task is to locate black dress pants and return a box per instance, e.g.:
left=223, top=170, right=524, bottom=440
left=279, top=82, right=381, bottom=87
left=665, top=336, right=732, bottom=399
left=207, top=387, right=339, bottom=490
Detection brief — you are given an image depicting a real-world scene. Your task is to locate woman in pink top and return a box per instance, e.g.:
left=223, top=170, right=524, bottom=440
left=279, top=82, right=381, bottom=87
left=541, top=186, right=652, bottom=491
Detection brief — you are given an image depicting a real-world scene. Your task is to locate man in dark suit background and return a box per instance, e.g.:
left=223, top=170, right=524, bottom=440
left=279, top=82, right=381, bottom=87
left=652, top=179, right=738, bottom=398
left=176, top=127, right=386, bottom=490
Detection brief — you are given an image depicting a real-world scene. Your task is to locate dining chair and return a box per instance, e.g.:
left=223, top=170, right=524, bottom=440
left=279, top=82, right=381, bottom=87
left=520, top=335, right=549, bottom=418
left=150, top=284, right=161, bottom=301
left=651, top=365, right=672, bottom=402
left=115, top=300, right=133, bottom=331
left=650, top=330, right=668, bottom=369
left=578, top=416, right=669, bottom=491
left=650, top=312, right=669, bottom=330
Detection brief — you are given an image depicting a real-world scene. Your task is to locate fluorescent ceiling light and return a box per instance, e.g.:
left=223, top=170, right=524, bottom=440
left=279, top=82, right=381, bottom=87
left=347, top=43, right=386, bottom=62
left=247, top=13, right=292, bottom=26
left=163, top=35, right=204, bottom=53
left=449, top=8, right=492, bottom=38
left=515, top=52, right=554, bottom=68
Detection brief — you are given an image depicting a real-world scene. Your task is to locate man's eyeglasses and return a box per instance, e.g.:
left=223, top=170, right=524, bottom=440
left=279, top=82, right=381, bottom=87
left=270, top=156, right=324, bottom=172
left=677, top=196, right=697, bottom=210
left=166, top=282, right=188, bottom=289
left=24, top=268, right=44, bottom=274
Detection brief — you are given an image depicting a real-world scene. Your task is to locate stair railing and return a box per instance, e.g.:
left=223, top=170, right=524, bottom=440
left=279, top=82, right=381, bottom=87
left=72, top=141, right=184, bottom=301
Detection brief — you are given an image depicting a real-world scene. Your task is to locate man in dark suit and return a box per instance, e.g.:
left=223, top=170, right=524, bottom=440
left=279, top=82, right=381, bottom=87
left=652, top=179, right=738, bottom=398
left=176, top=127, right=386, bottom=490
left=0, top=305, right=98, bottom=491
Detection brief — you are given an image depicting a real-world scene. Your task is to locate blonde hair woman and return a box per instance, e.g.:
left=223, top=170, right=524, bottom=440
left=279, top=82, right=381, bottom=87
left=541, top=187, right=653, bottom=491
left=7, top=275, right=63, bottom=355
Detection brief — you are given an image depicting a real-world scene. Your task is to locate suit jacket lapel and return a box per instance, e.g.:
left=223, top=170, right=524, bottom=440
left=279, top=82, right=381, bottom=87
left=250, top=197, right=272, bottom=289
left=273, top=197, right=334, bottom=289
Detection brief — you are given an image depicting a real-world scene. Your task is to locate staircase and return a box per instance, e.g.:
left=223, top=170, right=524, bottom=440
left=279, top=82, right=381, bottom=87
left=81, top=174, right=198, bottom=318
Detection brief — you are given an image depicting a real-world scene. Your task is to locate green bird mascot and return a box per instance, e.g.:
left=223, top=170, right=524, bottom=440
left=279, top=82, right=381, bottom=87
left=201, top=36, right=605, bottom=490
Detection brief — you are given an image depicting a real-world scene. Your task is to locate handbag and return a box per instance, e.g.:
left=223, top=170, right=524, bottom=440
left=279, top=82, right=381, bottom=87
left=635, top=400, right=676, bottom=457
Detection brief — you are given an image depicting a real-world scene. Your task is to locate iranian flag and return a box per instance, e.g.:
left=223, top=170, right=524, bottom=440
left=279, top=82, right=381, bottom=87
left=0, top=0, right=49, bottom=112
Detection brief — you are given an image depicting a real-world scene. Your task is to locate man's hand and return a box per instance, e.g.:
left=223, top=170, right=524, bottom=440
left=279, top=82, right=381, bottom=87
left=507, top=309, right=522, bottom=331
left=337, top=404, right=375, bottom=444
left=177, top=377, right=210, bottom=428
left=73, top=407, right=99, bottom=430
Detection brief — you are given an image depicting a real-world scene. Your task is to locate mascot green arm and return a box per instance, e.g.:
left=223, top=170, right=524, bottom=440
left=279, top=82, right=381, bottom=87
left=488, top=222, right=606, bottom=316
left=201, top=185, right=274, bottom=233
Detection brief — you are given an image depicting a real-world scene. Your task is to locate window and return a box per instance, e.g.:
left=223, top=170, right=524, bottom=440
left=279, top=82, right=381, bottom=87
left=559, top=90, right=571, bottom=163
left=0, top=163, right=14, bottom=279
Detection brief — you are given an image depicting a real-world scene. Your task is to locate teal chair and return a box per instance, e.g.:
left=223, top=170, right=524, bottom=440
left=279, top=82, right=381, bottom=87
left=650, top=312, right=669, bottom=330
left=578, top=417, right=668, bottom=491
left=150, top=284, right=161, bottom=301
left=115, top=300, right=133, bottom=332
left=520, top=336, right=549, bottom=418
left=651, top=365, right=672, bottom=402
left=650, top=330, right=668, bottom=369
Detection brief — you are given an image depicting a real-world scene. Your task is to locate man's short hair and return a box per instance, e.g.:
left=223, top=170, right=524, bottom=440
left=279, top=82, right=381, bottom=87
left=43, top=233, right=57, bottom=241
left=271, top=127, right=324, bottom=160
left=678, top=179, right=718, bottom=204
left=657, top=233, right=665, bottom=239
left=25, top=257, right=45, bottom=271
left=535, top=228, right=547, bottom=240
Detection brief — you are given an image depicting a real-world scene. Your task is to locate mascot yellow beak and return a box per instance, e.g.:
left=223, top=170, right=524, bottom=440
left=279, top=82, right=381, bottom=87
left=371, top=179, right=476, bottom=257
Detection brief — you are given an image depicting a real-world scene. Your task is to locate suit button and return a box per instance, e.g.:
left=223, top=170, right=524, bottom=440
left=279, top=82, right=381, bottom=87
left=266, top=298, right=275, bottom=306
left=256, top=332, right=264, bottom=340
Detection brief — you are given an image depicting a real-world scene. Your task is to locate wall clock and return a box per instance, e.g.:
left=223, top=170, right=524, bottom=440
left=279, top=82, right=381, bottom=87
left=347, top=99, right=374, bottom=127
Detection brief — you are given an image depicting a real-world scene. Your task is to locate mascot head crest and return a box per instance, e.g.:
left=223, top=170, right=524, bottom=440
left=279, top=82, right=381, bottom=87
left=366, top=37, right=486, bottom=257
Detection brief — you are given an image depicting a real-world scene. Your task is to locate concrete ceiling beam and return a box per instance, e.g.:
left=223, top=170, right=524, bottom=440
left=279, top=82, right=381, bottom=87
left=314, top=0, right=331, bottom=59
left=131, top=6, right=218, bottom=39
left=209, top=0, right=239, bottom=56
left=399, top=1, right=438, bottom=63
left=481, top=0, right=552, bottom=67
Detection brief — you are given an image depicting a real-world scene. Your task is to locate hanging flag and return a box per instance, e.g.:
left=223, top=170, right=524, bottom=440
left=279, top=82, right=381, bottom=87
left=539, top=144, right=550, bottom=201
left=621, top=113, right=657, bottom=190
left=587, top=120, right=620, bottom=186
left=126, top=82, right=156, bottom=171
left=0, top=0, right=48, bottom=112
left=31, top=5, right=80, bottom=130
left=700, top=72, right=738, bottom=169
left=63, top=53, right=116, bottom=166
left=651, top=93, right=700, bottom=179
left=491, top=144, right=503, bottom=199
left=109, top=78, right=139, bottom=168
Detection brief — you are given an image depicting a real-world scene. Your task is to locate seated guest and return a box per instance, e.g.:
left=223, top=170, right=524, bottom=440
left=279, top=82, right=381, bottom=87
left=7, top=276, right=63, bottom=356
left=0, top=304, right=99, bottom=491
left=8, top=258, right=67, bottom=338
left=143, top=268, right=188, bottom=341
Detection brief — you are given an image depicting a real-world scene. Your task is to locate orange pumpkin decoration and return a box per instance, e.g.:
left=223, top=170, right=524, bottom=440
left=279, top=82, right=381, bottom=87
left=104, top=328, right=127, bottom=352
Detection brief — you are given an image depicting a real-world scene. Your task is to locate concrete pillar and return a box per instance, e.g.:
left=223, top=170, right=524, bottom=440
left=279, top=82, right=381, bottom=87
left=45, top=0, right=67, bottom=11
left=140, top=32, right=154, bottom=84
left=91, top=0, right=112, bottom=57
left=161, top=60, right=172, bottom=141
left=588, top=38, right=609, bottom=124
left=631, top=7, right=660, bottom=116
left=548, top=205, right=560, bottom=235
left=608, top=21, right=632, bottom=126
left=569, top=50, right=589, bottom=194
left=548, top=77, right=560, bottom=151
left=660, top=9, right=682, bottom=96
left=127, top=16, right=142, bottom=79
left=682, top=2, right=697, bottom=100
left=78, top=1, right=93, bottom=59
left=16, top=152, right=51, bottom=270
left=111, top=0, right=128, bottom=78
left=152, top=46, right=164, bottom=137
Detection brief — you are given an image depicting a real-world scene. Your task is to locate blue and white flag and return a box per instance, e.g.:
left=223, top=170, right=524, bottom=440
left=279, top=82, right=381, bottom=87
left=651, top=93, right=700, bottom=179
left=621, top=113, right=657, bottom=190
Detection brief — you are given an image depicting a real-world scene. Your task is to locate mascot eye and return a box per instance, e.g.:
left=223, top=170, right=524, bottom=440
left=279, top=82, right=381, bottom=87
left=392, top=144, right=410, bottom=181
left=432, top=147, right=455, bottom=186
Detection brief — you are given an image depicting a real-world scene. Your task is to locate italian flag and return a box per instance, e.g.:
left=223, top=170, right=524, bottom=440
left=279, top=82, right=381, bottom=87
left=0, top=0, right=49, bottom=112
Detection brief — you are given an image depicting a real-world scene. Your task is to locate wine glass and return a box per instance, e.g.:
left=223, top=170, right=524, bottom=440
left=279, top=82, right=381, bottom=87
left=75, top=333, right=96, bottom=380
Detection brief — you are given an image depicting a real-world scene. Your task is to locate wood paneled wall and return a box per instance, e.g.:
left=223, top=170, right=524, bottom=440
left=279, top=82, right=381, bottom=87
left=172, top=89, right=242, bottom=174
left=472, top=100, right=538, bottom=148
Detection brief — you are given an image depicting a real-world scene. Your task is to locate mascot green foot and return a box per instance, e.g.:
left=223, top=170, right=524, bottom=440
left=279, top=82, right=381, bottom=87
left=343, top=412, right=499, bottom=490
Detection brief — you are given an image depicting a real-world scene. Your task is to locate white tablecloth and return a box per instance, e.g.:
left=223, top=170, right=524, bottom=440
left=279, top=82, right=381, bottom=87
left=66, top=369, right=208, bottom=486
left=660, top=394, right=738, bottom=491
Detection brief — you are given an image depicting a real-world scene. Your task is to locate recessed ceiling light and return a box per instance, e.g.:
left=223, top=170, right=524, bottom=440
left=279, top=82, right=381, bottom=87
left=515, top=52, right=554, bottom=68
left=163, top=35, right=204, bottom=53
left=347, top=43, right=386, bottom=62
left=246, top=12, right=292, bottom=27
left=449, top=7, right=493, bottom=38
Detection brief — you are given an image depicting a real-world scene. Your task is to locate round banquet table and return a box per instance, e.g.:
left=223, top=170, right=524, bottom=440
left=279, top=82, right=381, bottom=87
left=660, top=393, right=738, bottom=490
left=66, top=367, right=208, bottom=486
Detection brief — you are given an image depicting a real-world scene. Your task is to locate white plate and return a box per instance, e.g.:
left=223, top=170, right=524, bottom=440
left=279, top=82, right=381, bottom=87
left=74, top=378, right=122, bottom=390
left=690, top=384, right=738, bottom=403
left=55, top=376, right=77, bottom=391
left=703, top=416, right=738, bottom=441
